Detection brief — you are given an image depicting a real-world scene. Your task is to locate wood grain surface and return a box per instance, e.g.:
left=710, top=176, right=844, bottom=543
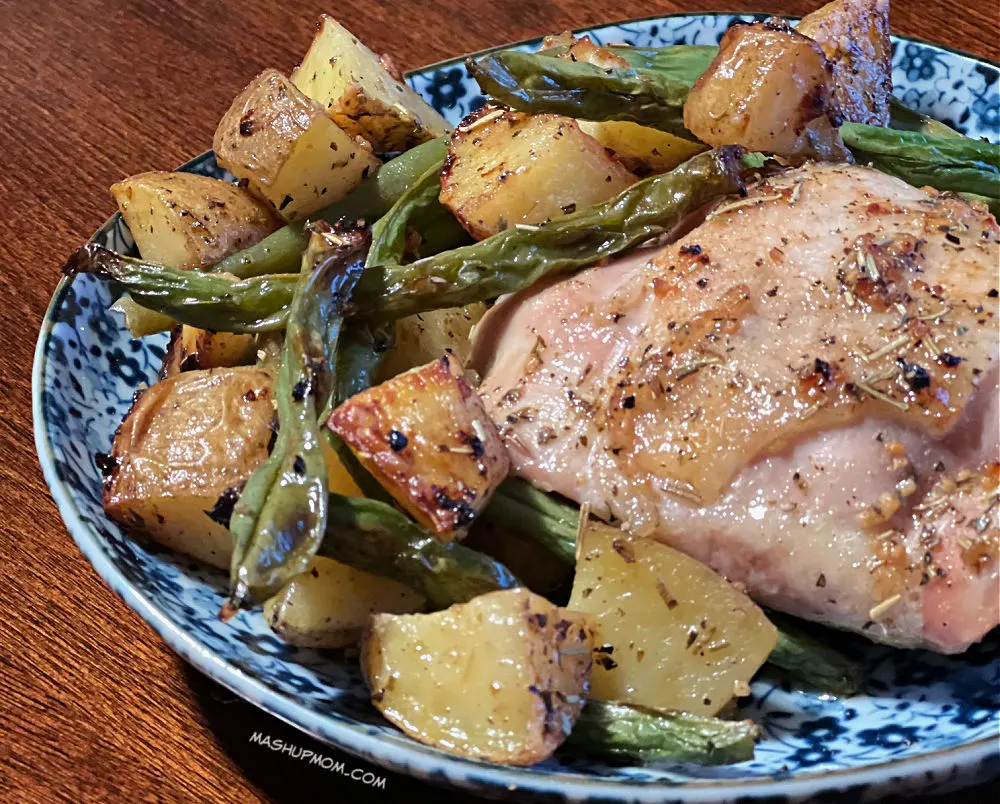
left=1, top=1, right=996, bottom=801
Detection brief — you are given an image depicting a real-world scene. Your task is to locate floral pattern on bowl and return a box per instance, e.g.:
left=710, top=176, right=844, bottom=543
left=34, top=13, right=999, bottom=803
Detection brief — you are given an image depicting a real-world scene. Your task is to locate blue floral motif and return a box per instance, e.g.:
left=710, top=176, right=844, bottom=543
left=857, top=725, right=921, bottom=750
left=33, top=13, right=1000, bottom=803
left=788, top=744, right=838, bottom=768
left=422, top=66, right=467, bottom=111
left=898, top=42, right=942, bottom=82
left=798, top=716, right=848, bottom=743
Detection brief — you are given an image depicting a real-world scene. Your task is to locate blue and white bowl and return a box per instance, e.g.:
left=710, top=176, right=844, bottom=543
left=33, top=13, right=1000, bottom=802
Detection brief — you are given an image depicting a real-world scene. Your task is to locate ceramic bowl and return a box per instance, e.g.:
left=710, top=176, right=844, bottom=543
left=34, top=13, right=1000, bottom=802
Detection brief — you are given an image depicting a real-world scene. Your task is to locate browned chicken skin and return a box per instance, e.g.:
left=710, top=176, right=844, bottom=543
left=474, top=163, right=999, bottom=653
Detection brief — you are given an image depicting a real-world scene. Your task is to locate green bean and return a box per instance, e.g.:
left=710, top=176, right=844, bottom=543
left=322, top=162, right=452, bottom=500
left=215, top=137, right=449, bottom=279
left=841, top=123, right=1000, bottom=214
left=467, top=50, right=693, bottom=137
left=324, top=322, right=397, bottom=505
left=765, top=613, right=863, bottom=696
left=605, top=44, right=719, bottom=82
left=357, top=147, right=744, bottom=318
left=887, top=97, right=964, bottom=139
left=366, top=162, right=451, bottom=267
left=483, top=479, right=579, bottom=565
left=319, top=494, right=521, bottom=609
left=222, top=225, right=368, bottom=616
left=67, top=148, right=745, bottom=329
left=565, top=701, right=759, bottom=765
left=63, top=243, right=297, bottom=333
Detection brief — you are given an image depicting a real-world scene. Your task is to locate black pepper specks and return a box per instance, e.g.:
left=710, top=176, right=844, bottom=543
left=900, top=360, right=931, bottom=391
left=814, top=357, right=834, bottom=384
left=207, top=485, right=243, bottom=529
left=293, top=456, right=306, bottom=475
left=388, top=430, right=408, bottom=452
left=938, top=352, right=963, bottom=367
left=621, top=395, right=636, bottom=409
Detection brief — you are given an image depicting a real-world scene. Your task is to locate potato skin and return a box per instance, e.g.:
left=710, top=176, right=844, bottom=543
left=111, top=171, right=278, bottom=269
left=440, top=107, right=636, bottom=240
left=213, top=69, right=380, bottom=221
left=264, top=556, right=425, bottom=648
left=102, top=367, right=274, bottom=569
left=797, top=0, right=891, bottom=126
left=361, top=589, right=594, bottom=765
left=291, top=15, right=449, bottom=152
left=683, top=20, right=847, bottom=159
left=328, top=353, right=508, bottom=538
left=159, top=325, right=255, bottom=379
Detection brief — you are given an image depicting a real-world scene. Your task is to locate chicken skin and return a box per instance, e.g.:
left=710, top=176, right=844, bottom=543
left=473, top=163, right=999, bottom=653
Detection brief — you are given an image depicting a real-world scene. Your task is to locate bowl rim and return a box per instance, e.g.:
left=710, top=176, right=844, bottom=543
left=32, top=13, right=1000, bottom=801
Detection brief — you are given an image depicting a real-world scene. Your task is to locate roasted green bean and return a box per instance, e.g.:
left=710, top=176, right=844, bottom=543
left=468, top=50, right=692, bottom=136
left=222, top=225, right=368, bottom=616
left=319, top=494, right=521, bottom=609
left=566, top=701, right=759, bottom=765
left=216, top=137, right=450, bottom=279
left=67, top=148, right=745, bottom=329
left=841, top=123, right=1000, bottom=215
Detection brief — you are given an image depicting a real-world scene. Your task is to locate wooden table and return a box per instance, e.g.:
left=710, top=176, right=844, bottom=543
left=1, top=0, right=996, bottom=800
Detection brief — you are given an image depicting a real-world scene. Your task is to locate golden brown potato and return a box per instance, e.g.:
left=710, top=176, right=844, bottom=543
left=327, top=353, right=508, bottom=539
left=291, top=16, right=449, bottom=152
left=264, top=556, right=425, bottom=648
left=577, top=120, right=707, bottom=175
left=560, top=33, right=631, bottom=69
left=683, top=20, right=848, bottom=159
left=568, top=521, right=777, bottom=716
left=213, top=69, right=380, bottom=222
left=361, top=589, right=594, bottom=765
left=440, top=107, right=636, bottom=240
left=159, top=325, right=256, bottom=379
left=797, top=0, right=891, bottom=125
left=541, top=34, right=707, bottom=175
left=102, top=367, right=275, bottom=569
left=111, top=171, right=278, bottom=269
left=377, top=303, right=487, bottom=381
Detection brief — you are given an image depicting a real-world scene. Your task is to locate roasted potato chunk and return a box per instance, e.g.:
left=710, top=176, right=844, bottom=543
left=568, top=521, right=777, bottom=716
left=291, top=16, right=449, bottom=152
left=361, top=589, right=594, bottom=765
left=683, top=20, right=848, bottom=159
left=213, top=69, right=380, bottom=222
left=797, top=0, right=891, bottom=125
left=544, top=34, right=706, bottom=175
left=378, top=303, right=487, bottom=381
left=327, top=354, right=508, bottom=539
left=577, top=120, right=707, bottom=175
left=111, top=171, right=278, bottom=269
left=159, top=325, right=255, bottom=379
left=440, top=108, right=636, bottom=240
left=556, top=33, right=631, bottom=70
left=264, top=556, right=425, bottom=648
left=102, top=367, right=274, bottom=569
